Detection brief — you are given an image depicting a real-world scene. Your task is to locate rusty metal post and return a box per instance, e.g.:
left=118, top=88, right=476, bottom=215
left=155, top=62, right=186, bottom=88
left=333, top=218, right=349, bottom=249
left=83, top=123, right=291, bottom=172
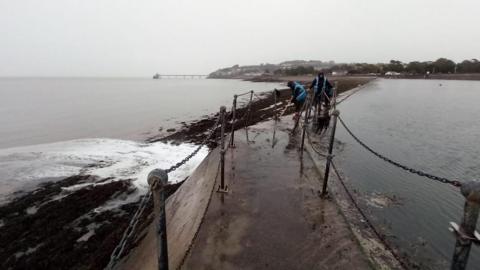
left=321, top=110, right=340, bottom=196
left=451, top=181, right=480, bottom=270
left=229, top=95, right=237, bottom=148
left=333, top=81, right=338, bottom=110
left=306, top=89, right=314, bottom=120
left=218, top=106, right=228, bottom=192
left=245, top=90, right=254, bottom=142
left=147, top=169, right=169, bottom=270
left=300, top=96, right=310, bottom=156
left=272, top=89, right=279, bottom=148
left=273, top=89, right=278, bottom=120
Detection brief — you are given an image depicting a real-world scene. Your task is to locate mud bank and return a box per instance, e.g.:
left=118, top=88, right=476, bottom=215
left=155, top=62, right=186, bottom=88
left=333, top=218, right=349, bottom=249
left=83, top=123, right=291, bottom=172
left=148, top=76, right=374, bottom=146
left=0, top=174, right=182, bottom=270
left=0, top=175, right=137, bottom=269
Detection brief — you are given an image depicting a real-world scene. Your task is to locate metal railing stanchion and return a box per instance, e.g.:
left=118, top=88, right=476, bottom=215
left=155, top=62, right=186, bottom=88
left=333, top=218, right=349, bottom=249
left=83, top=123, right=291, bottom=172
left=450, top=181, right=480, bottom=270
left=300, top=95, right=311, bottom=156
left=244, top=90, right=254, bottom=142
left=229, top=95, right=237, bottom=148
left=321, top=109, right=340, bottom=196
left=272, top=89, right=279, bottom=148
left=273, top=89, right=278, bottom=120
left=148, top=169, right=170, bottom=270
left=333, top=81, right=338, bottom=110
left=218, top=106, right=228, bottom=193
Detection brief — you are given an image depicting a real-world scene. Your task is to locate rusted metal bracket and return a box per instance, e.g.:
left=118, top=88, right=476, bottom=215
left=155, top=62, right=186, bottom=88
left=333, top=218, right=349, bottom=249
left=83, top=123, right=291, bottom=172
left=449, top=221, right=480, bottom=245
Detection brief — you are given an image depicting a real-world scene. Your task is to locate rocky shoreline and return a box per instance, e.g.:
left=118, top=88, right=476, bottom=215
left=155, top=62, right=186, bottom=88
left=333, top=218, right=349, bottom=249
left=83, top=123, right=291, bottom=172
left=0, top=76, right=373, bottom=270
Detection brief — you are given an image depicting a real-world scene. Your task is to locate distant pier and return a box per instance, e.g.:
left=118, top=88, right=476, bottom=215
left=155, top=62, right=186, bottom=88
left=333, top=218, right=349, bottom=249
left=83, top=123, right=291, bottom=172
left=153, top=74, right=208, bottom=79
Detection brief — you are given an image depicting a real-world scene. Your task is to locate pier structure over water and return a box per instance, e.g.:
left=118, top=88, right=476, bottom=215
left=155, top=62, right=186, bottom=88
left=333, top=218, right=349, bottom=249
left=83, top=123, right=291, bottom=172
left=153, top=74, right=207, bottom=79
left=107, top=85, right=480, bottom=270
left=114, top=119, right=374, bottom=270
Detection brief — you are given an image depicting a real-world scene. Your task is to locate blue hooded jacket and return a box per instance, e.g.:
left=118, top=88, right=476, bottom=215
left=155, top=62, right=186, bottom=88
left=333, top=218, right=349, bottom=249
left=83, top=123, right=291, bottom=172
left=290, top=81, right=306, bottom=102
left=311, top=76, right=333, bottom=97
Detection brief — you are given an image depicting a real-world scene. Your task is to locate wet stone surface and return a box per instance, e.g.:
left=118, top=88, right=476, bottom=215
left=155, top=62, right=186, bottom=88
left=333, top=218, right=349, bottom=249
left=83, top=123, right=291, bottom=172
left=181, top=120, right=372, bottom=270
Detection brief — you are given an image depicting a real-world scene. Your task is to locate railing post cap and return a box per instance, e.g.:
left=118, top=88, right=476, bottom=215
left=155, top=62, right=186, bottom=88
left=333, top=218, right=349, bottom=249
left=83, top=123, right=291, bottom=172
left=461, top=180, right=480, bottom=203
left=250, top=90, right=254, bottom=93
left=147, top=169, right=168, bottom=188
left=233, top=94, right=238, bottom=98
left=332, top=110, right=340, bottom=116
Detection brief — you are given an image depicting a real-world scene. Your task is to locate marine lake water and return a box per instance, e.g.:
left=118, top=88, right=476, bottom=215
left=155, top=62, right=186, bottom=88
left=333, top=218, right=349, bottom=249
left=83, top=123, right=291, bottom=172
left=335, top=79, right=480, bottom=269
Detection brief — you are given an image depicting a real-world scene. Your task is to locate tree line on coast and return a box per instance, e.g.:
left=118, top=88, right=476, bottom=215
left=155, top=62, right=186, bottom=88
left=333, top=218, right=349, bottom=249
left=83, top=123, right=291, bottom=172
left=208, top=58, right=480, bottom=78
left=273, top=58, right=480, bottom=76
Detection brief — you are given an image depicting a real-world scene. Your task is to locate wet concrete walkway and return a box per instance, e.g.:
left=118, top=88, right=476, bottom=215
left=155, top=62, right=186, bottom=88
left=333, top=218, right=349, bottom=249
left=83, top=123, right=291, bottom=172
left=181, top=120, right=371, bottom=270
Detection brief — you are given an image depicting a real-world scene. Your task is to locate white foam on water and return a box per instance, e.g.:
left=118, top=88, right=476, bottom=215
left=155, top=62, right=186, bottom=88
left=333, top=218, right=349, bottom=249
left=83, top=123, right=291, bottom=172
left=0, top=138, right=208, bottom=203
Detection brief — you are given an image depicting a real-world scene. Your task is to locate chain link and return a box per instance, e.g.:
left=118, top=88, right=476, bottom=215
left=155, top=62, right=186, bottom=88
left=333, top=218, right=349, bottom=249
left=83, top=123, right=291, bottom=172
left=236, top=90, right=253, bottom=97
left=253, top=92, right=266, bottom=101
left=335, top=85, right=366, bottom=105
left=106, top=92, right=254, bottom=268
left=305, top=127, right=327, bottom=157
left=106, top=114, right=221, bottom=269
left=166, top=89, right=252, bottom=175
left=338, top=116, right=462, bottom=188
left=165, top=115, right=221, bottom=174
left=330, top=160, right=409, bottom=269
left=232, top=95, right=254, bottom=125
left=106, top=190, right=152, bottom=269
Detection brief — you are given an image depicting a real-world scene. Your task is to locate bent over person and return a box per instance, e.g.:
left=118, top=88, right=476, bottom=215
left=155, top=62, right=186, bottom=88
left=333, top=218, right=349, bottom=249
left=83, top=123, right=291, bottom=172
left=287, top=81, right=307, bottom=121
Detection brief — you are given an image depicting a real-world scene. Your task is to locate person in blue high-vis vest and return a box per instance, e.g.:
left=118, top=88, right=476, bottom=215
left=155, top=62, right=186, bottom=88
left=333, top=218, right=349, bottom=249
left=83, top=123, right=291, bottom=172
left=310, top=72, right=333, bottom=106
left=287, top=81, right=307, bottom=120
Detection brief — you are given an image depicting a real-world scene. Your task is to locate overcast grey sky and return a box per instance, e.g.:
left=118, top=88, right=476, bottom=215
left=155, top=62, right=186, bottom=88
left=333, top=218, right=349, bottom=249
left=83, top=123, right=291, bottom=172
left=0, top=0, right=478, bottom=77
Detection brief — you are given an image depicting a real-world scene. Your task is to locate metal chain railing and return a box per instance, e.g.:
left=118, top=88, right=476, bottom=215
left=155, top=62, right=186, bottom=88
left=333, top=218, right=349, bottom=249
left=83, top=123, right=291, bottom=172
left=231, top=94, right=254, bottom=126
left=106, top=115, right=221, bottom=269
left=305, top=127, right=327, bottom=157
left=304, top=86, right=480, bottom=269
left=106, top=191, right=152, bottom=269
left=293, top=95, right=309, bottom=129
left=335, top=83, right=368, bottom=106
left=253, top=92, right=267, bottom=101
left=106, top=86, right=373, bottom=270
left=330, top=160, right=409, bottom=270
left=165, top=115, right=221, bottom=173
left=236, top=90, right=253, bottom=97
left=337, top=116, right=462, bottom=188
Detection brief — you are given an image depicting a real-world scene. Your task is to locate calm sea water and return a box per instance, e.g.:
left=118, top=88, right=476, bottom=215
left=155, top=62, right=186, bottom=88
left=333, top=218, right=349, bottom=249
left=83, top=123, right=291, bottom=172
left=336, top=79, right=480, bottom=269
left=0, top=78, right=281, bottom=149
